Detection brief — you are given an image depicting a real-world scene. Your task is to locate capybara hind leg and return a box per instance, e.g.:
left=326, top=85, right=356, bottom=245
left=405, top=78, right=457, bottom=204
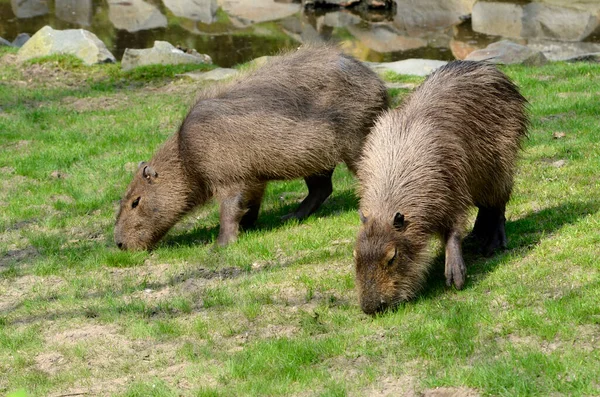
left=471, top=206, right=507, bottom=256
left=444, top=229, right=467, bottom=290
left=240, top=182, right=266, bottom=230
left=282, top=169, right=334, bottom=221
left=217, top=189, right=245, bottom=247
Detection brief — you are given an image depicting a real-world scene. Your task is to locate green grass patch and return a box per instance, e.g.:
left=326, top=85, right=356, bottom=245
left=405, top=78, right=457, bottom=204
left=0, top=51, right=598, bottom=396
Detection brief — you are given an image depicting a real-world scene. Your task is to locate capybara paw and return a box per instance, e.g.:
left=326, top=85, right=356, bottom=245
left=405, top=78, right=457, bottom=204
left=445, top=258, right=466, bottom=290
left=216, top=232, right=237, bottom=247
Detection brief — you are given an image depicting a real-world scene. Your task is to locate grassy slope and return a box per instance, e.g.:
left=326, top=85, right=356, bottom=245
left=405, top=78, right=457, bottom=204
left=0, top=50, right=598, bottom=396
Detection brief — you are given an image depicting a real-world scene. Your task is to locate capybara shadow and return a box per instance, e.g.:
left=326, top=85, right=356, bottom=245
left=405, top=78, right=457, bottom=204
left=162, top=188, right=360, bottom=248
left=354, top=61, right=529, bottom=315
left=415, top=201, right=600, bottom=301
left=114, top=45, right=388, bottom=251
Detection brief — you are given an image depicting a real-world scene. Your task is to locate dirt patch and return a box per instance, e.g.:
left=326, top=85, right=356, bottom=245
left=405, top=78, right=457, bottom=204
left=0, top=246, right=39, bottom=269
left=35, top=352, right=67, bottom=376
left=0, top=274, right=63, bottom=313
left=18, top=63, right=84, bottom=88
left=365, top=375, right=418, bottom=397
left=50, top=323, right=122, bottom=346
left=422, top=387, right=480, bottom=397
left=60, top=94, right=128, bottom=112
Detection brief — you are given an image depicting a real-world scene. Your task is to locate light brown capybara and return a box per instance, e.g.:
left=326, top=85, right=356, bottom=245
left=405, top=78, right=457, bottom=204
left=114, top=45, right=389, bottom=250
left=354, top=60, right=528, bottom=314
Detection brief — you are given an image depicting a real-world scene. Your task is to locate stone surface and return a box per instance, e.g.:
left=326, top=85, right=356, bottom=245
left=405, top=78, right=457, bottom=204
left=107, top=0, right=167, bottom=33
left=393, top=0, right=476, bottom=35
left=366, top=59, right=448, bottom=76
left=321, top=11, right=361, bottom=28
left=348, top=25, right=427, bottom=53
left=17, top=26, right=116, bottom=65
left=121, top=41, right=212, bottom=71
left=11, top=0, right=48, bottom=18
left=304, top=0, right=361, bottom=6
left=466, top=40, right=547, bottom=66
left=565, top=52, right=600, bottom=63
left=527, top=39, right=600, bottom=61
left=55, top=0, right=93, bottom=26
left=0, top=37, right=12, bottom=47
left=472, top=1, right=600, bottom=41
left=218, top=0, right=301, bottom=26
left=12, top=33, right=31, bottom=48
left=163, top=0, right=218, bottom=24
left=183, top=68, right=238, bottom=81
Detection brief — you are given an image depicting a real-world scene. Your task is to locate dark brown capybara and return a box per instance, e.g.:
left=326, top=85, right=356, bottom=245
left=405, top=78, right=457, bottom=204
left=354, top=60, right=528, bottom=314
left=114, top=45, right=389, bottom=250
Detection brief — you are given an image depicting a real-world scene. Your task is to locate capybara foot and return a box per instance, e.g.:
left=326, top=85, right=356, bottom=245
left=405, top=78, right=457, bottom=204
left=471, top=206, right=507, bottom=256
left=445, top=229, right=466, bottom=289
left=216, top=230, right=237, bottom=247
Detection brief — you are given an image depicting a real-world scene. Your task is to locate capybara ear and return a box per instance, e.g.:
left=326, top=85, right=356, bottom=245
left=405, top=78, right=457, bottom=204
left=142, top=165, right=158, bottom=181
left=359, top=210, right=368, bottom=224
left=393, top=212, right=405, bottom=230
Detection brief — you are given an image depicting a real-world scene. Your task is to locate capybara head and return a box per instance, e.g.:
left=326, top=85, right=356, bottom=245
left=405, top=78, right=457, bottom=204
left=114, top=160, right=192, bottom=251
left=354, top=212, right=428, bottom=315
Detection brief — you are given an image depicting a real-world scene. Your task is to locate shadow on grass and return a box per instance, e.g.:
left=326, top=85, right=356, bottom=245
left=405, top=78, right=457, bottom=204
left=417, top=200, right=600, bottom=301
left=161, top=188, right=359, bottom=248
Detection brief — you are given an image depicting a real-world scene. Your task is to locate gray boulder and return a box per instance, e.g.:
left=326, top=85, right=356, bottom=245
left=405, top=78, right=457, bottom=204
left=107, top=0, right=167, bottom=33
left=366, top=59, right=448, bottom=76
left=12, top=33, right=31, bottom=48
left=527, top=39, right=600, bottom=61
left=472, top=1, right=600, bottom=41
left=218, top=0, right=301, bottom=27
left=348, top=25, right=427, bottom=53
left=55, top=0, right=93, bottom=26
left=304, top=0, right=361, bottom=6
left=121, top=41, right=212, bottom=71
left=393, top=0, right=476, bottom=35
left=11, top=0, right=48, bottom=18
left=466, top=40, right=547, bottom=66
left=17, top=26, right=116, bottom=65
left=0, top=37, right=12, bottom=47
left=183, top=68, right=238, bottom=81
left=163, top=0, right=218, bottom=24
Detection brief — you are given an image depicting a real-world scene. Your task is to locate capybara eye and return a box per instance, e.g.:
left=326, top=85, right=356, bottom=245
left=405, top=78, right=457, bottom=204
left=387, top=248, right=397, bottom=266
left=131, top=197, right=141, bottom=209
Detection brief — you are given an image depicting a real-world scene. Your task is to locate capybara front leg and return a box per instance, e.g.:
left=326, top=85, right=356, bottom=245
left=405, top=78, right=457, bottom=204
left=444, top=229, right=467, bottom=290
left=282, top=169, right=334, bottom=221
left=240, top=182, right=266, bottom=230
left=471, top=206, right=508, bottom=256
left=217, top=189, right=245, bottom=247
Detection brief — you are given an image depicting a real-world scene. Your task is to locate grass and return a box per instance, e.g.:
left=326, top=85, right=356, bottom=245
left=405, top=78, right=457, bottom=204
left=0, top=54, right=599, bottom=396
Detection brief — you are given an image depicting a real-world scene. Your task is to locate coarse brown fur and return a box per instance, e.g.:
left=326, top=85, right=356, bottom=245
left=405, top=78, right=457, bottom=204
left=114, top=45, right=389, bottom=250
left=354, top=60, right=528, bottom=314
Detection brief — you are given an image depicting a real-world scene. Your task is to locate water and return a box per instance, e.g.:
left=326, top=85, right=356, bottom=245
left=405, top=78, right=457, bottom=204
left=1, top=0, right=599, bottom=67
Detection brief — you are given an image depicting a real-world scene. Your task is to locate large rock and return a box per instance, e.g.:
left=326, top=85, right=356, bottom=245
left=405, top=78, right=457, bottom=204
left=393, top=0, right=476, bottom=36
left=321, top=11, right=361, bottom=28
left=527, top=39, right=600, bottom=61
left=366, top=59, right=448, bottom=76
left=55, top=0, right=93, bottom=26
left=121, top=41, right=212, bottom=71
left=347, top=25, right=427, bottom=53
left=466, top=40, right=547, bottom=66
left=11, top=0, right=48, bottom=18
left=0, top=37, right=12, bottom=47
left=163, top=0, right=218, bottom=24
left=472, top=1, right=600, bottom=41
left=217, top=0, right=301, bottom=26
left=303, top=0, right=361, bottom=6
left=107, top=0, right=167, bottom=33
left=12, top=33, right=31, bottom=48
left=183, top=67, right=238, bottom=81
left=17, top=26, right=116, bottom=65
